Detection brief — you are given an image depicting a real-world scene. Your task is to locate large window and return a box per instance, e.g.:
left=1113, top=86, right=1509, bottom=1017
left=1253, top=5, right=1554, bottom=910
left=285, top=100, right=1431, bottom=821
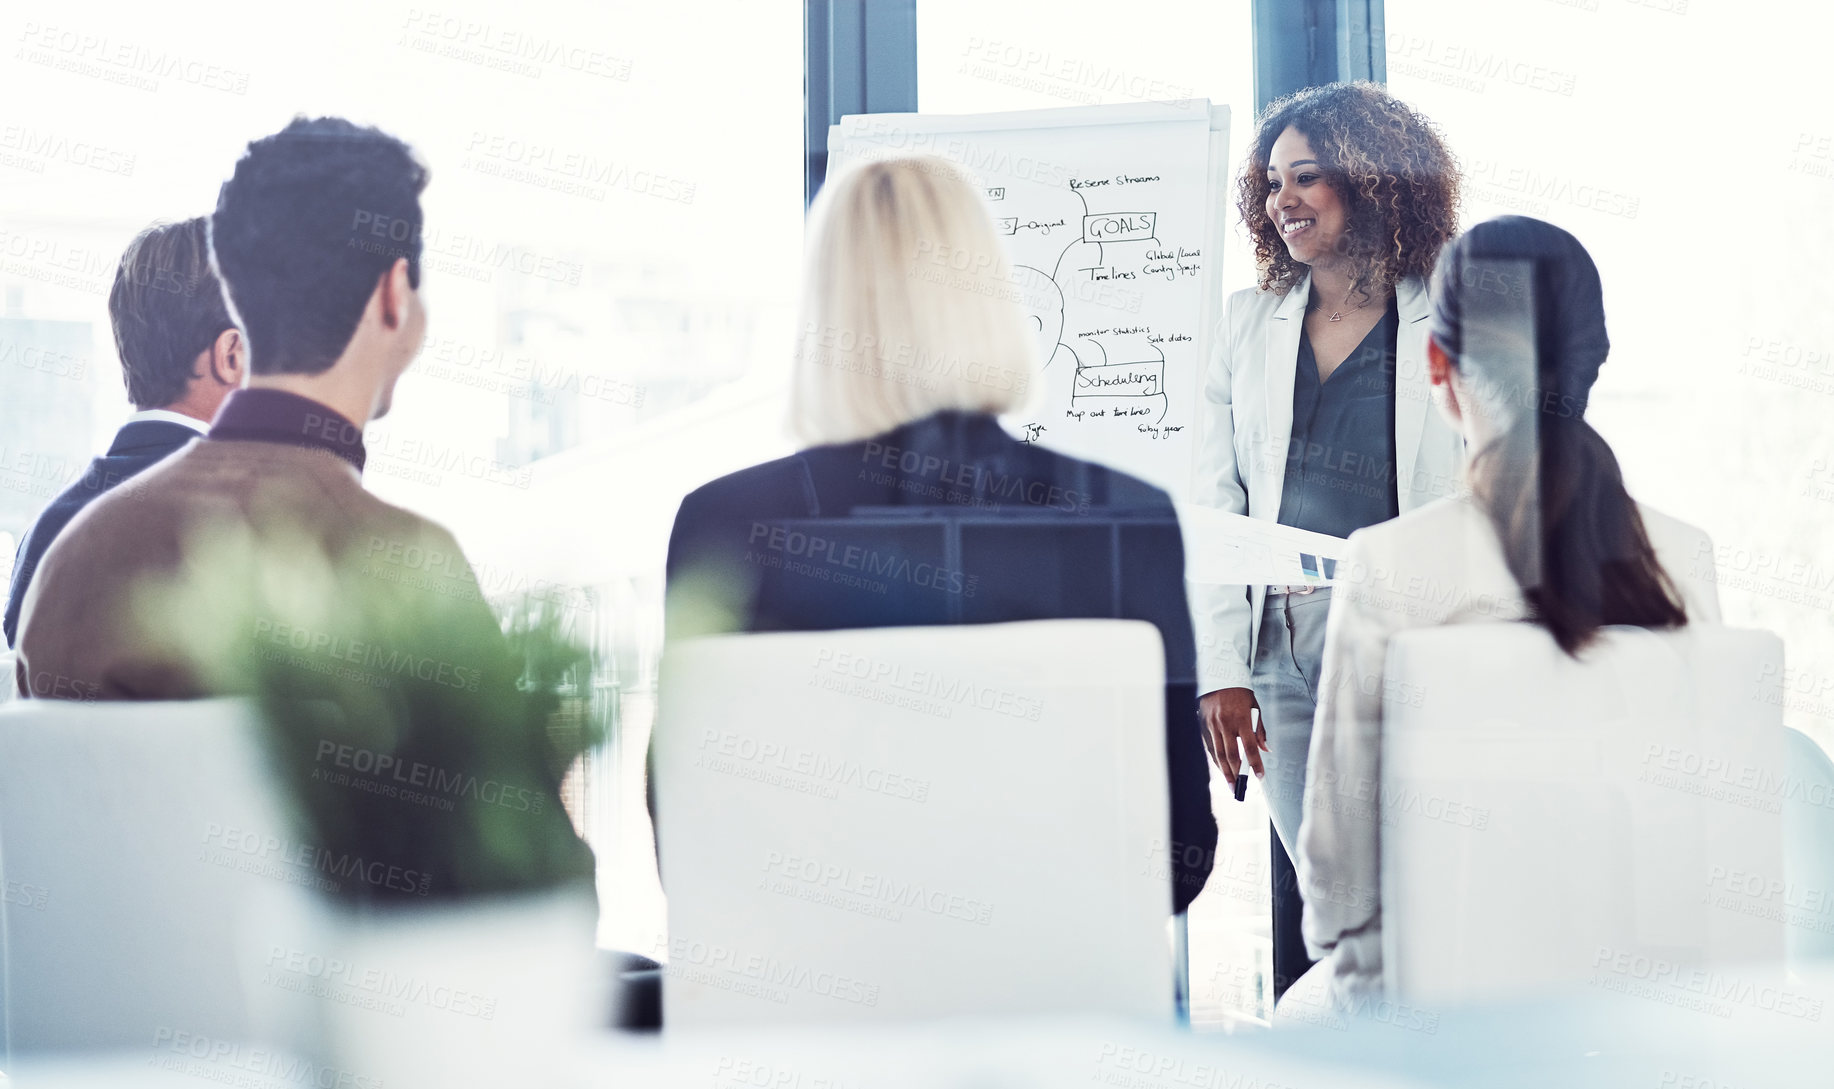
left=918, top=0, right=1267, bottom=1029
left=1385, top=0, right=1834, bottom=757
left=918, top=0, right=1258, bottom=304
left=13, top=0, right=1811, bottom=1028
left=0, top=0, right=804, bottom=955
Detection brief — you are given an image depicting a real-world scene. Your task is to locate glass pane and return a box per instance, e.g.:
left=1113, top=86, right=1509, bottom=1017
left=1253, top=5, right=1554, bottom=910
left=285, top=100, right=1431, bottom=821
left=919, top=0, right=1267, bottom=1029
left=1385, top=1, right=1834, bottom=756
left=920, top=0, right=1259, bottom=303
left=0, top=0, right=803, bottom=956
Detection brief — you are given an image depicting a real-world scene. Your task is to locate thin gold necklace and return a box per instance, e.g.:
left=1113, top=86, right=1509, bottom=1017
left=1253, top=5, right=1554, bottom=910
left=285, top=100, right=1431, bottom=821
left=1309, top=284, right=1383, bottom=322
left=1313, top=284, right=1371, bottom=317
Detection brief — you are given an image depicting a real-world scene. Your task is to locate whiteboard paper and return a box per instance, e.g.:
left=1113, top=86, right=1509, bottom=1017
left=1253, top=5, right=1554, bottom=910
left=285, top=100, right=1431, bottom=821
left=829, top=102, right=1229, bottom=501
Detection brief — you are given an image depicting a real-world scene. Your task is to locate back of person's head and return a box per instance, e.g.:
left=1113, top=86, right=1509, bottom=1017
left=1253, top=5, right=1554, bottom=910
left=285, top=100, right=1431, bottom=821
left=108, top=218, right=236, bottom=410
left=790, top=155, right=1035, bottom=445
left=1429, top=215, right=1685, bottom=654
left=210, top=116, right=428, bottom=376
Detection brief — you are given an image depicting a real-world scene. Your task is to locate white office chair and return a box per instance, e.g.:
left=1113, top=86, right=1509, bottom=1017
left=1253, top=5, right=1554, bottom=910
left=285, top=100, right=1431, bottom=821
left=1378, top=623, right=1788, bottom=1005
left=0, top=698, right=315, bottom=1056
left=652, top=619, right=1176, bottom=1028
left=1782, top=727, right=1834, bottom=967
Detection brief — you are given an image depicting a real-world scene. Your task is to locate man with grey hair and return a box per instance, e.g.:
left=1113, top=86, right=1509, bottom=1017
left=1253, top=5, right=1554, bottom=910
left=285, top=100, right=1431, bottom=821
left=4, top=217, right=244, bottom=649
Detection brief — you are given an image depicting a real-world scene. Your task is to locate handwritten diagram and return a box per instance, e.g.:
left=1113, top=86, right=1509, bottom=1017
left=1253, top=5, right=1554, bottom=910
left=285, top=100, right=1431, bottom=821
left=992, top=155, right=1209, bottom=493
left=1004, top=186, right=1206, bottom=427
left=831, top=104, right=1220, bottom=498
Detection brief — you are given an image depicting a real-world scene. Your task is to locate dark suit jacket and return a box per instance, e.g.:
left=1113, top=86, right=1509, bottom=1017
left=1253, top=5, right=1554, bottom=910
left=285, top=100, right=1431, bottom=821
left=662, top=410, right=1217, bottom=913
left=5, top=419, right=199, bottom=648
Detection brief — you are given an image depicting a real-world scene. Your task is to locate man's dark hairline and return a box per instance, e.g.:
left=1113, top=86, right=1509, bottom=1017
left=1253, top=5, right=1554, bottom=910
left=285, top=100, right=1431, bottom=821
left=266, top=131, right=407, bottom=143
left=208, top=117, right=424, bottom=378
left=108, top=218, right=234, bottom=407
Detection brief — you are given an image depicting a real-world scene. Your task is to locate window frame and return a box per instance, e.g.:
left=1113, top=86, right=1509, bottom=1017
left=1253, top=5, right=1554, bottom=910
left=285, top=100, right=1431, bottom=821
left=803, top=0, right=1388, bottom=193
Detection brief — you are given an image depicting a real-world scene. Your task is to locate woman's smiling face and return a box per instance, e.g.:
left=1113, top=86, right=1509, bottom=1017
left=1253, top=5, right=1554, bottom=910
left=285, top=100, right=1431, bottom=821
left=1264, top=126, right=1347, bottom=269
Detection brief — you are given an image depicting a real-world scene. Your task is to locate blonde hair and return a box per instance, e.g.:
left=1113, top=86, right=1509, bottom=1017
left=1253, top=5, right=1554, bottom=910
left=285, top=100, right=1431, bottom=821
left=790, top=155, right=1037, bottom=445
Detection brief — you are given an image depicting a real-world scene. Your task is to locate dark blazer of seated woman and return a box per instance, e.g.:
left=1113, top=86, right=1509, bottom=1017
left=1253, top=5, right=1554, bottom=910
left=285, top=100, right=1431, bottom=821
left=661, top=407, right=1218, bottom=913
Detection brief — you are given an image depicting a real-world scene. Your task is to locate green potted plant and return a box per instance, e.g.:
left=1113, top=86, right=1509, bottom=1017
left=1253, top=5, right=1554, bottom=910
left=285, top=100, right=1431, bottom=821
left=135, top=514, right=609, bottom=1083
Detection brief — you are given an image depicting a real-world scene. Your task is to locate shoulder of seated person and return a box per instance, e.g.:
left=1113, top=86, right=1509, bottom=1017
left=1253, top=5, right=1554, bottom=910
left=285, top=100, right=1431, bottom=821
left=360, top=500, right=461, bottom=545
left=36, top=448, right=198, bottom=543
left=339, top=475, right=464, bottom=545
left=231, top=450, right=443, bottom=539
left=1632, top=500, right=1708, bottom=544
left=167, top=439, right=363, bottom=503
left=1354, top=496, right=1474, bottom=543
left=682, top=453, right=810, bottom=509
left=1340, top=498, right=1485, bottom=572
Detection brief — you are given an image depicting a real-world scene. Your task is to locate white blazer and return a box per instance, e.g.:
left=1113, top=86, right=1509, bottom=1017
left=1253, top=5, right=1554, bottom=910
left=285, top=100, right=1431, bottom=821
left=1190, top=272, right=1466, bottom=694
left=1295, top=494, right=1721, bottom=1000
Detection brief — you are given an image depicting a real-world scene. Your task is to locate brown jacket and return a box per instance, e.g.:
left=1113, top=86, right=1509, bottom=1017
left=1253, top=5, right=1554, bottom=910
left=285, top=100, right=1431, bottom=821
left=15, top=433, right=597, bottom=901
left=15, top=437, right=499, bottom=701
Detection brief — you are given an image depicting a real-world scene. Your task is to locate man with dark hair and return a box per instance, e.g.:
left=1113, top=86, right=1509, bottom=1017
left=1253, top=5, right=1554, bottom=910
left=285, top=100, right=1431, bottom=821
left=14, top=118, right=593, bottom=908
left=17, top=116, right=431, bottom=691
left=207, top=116, right=429, bottom=387
left=3, top=216, right=244, bottom=647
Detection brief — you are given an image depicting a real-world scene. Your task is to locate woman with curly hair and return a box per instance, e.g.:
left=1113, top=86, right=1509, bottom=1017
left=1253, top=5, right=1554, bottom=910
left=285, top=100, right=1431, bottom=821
left=1188, top=81, right=1463, bottom=997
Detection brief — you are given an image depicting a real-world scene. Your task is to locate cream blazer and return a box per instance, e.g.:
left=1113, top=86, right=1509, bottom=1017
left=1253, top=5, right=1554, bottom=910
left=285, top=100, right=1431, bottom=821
left=1295, top=494, right=1722, bottom=1001
left=1189, top=272, right=1466, bottom=694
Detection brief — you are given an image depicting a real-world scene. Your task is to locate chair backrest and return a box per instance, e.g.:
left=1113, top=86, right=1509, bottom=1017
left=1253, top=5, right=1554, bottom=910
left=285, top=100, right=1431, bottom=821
left=752, top=509, right=1193, bottom=683
left=0, top=698, right=312, bottom=1055
left=1781, top=727, right=1834, bottom=966
left=652, top=619, right=1174, bottom=1028
left=1379, top=623, right=1787, bottom=1005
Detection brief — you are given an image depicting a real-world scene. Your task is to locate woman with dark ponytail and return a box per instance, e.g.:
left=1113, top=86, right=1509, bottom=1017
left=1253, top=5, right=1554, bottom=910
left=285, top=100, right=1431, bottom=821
left=1428, top=217, right=1702, bottom=651
left=1288, top=216, right=1722, bottom=1008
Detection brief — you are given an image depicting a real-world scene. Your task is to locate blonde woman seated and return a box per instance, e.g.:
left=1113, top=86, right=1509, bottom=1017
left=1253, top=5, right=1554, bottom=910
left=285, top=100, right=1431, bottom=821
left=659, top=157, right=1217, bottom=914
left=1287, top=216, right=1721, bottom=1011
